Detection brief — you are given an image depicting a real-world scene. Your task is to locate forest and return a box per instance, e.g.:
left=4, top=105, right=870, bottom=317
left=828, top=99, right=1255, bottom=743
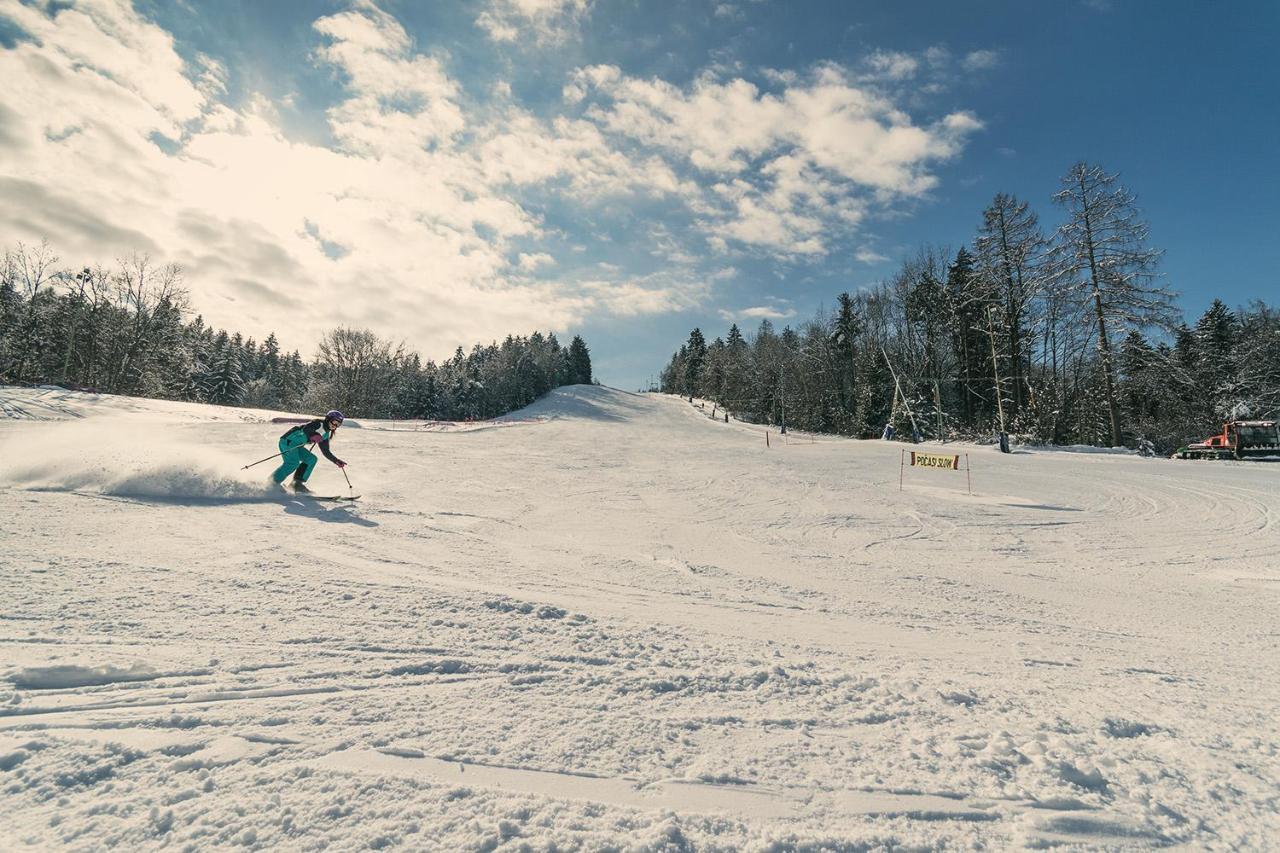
left=659, top=163, right=1279, bottom=452
left=0, top=243, right=593, bottom=421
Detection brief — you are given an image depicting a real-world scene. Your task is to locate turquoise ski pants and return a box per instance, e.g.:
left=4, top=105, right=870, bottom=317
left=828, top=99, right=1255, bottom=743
left=271, top=436, right=317, bottom=483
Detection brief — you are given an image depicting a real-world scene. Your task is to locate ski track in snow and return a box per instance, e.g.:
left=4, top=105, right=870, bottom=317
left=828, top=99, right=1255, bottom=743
left=1, top=385, right=1278, bottom=849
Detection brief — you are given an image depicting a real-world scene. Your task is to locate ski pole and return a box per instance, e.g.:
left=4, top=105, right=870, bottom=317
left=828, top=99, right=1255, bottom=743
left=241, top=450, right=286, bottom=470
left=341, top=466, right=354, bottom=492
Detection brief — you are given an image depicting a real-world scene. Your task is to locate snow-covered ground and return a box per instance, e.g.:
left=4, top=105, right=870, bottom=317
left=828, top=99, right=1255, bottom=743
left=1, top=385, right=1277, bottom=850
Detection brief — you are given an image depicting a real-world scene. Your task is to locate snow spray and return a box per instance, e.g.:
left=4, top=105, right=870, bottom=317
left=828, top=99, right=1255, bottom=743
left=0, top=417, right=275, bottom=500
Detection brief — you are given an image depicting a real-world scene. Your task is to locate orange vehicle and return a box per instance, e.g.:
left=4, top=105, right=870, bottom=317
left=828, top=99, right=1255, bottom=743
left=1173, top=420, right=1280, bottom=460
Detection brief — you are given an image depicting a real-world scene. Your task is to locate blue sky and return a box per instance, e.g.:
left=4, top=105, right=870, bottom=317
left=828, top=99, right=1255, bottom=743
left=2, top=1, right=1276, bottom=391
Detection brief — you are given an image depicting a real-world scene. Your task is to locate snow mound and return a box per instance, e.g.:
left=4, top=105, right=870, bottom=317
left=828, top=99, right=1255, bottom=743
left=504, top=385, right=648, bottom=422
left=0, top=385, right=293, bottom=423
left=1021, top=443, right=1139, bottom=456
left=356, top=417, right=542, bottom=434
left=10, top=662, right=161, bottom=690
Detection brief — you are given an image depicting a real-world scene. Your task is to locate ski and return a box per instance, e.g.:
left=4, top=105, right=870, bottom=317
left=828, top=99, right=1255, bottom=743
left=276, top=488, right=361, bottom=501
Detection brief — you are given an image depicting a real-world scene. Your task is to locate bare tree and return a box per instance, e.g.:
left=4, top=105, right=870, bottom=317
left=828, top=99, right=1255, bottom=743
left=56, top=265, right=94, bottom=383
left=898, top=245, right=953, bottom=437
left=73, top=265, right=114, bottom=389
left=105, top=255, right=188, bottom=393
left=1050, top=163, right=1177, bottom=446
left=974, top=193, right=1046, bottom=418
left=7, top=240, right=60, bottom=382
left=311, top=327, right=406, bottom=417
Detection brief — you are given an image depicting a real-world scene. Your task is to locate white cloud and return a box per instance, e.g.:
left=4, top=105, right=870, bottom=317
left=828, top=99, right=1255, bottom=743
left=571, top=62, right=981, bottom=257
left=855, top=248, right=889, bottom=264
left=518, top=252, right=555, bottom=271
left=0, top=1, right=985, bottom=362
left=312, top=4, right=465, bottom=155
left=477, top=0, right=592, bottom=45
left=718, top=304, right=796, bottom=322
left=194, top=52, right=228, bottom=98
left=475, top=112, right=697, bottom=203
left=923, top=45, right=951, bottom=68
left=573, top=274, right=711, bottom=317
left=858, top=44, right=1001, bottom=95
left=0, top=0, right=659, bottom=361
left=864, top=50, right=919, bottom=81
left=1, top=0, right=206, bottom=128
left=961, top=50, right=1000, bottom=72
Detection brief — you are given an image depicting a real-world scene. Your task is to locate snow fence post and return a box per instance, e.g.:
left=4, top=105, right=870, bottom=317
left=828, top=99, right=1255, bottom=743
left=899, top=449, right=905, bottom=491
left=965, top=453, right=972, bottom=495
left=766, top=430, right=770, bottom=448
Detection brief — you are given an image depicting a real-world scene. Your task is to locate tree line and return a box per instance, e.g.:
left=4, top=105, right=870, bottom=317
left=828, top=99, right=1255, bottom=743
left=0, top=241, right=594, bottom=420
left=659, top=162, right=1279, bottom=452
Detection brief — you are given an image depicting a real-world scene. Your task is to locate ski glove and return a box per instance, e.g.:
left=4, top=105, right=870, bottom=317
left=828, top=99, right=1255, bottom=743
left=335, top=460, right=347, bottom=469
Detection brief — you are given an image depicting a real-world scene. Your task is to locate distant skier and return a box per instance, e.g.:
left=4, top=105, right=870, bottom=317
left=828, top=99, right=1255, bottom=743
left=272, top=410, right=346, bottom=491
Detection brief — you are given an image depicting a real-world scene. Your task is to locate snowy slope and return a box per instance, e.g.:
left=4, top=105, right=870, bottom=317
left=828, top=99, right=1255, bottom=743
left=1, top=385, right=1277, bottom=849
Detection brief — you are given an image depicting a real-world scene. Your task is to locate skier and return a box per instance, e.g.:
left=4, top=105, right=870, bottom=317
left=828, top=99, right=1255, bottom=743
left=272, top=410, right=347, bottom=491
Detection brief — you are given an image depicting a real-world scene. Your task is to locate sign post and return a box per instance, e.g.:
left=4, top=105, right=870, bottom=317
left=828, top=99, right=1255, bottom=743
left=901, top=450, right=972, bottom=495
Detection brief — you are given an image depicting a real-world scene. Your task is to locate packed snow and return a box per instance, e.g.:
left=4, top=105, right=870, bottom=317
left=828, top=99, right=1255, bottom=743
left=1, top=385, right=1277, bottom=850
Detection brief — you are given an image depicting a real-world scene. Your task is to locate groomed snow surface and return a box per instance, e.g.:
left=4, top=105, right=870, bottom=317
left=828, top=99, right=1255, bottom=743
left=1, top=385, right=1277, bottom=850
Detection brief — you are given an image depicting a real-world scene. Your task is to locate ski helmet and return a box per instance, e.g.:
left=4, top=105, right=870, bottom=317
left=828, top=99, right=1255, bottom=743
left=325, top=409, right=345, bottom=424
